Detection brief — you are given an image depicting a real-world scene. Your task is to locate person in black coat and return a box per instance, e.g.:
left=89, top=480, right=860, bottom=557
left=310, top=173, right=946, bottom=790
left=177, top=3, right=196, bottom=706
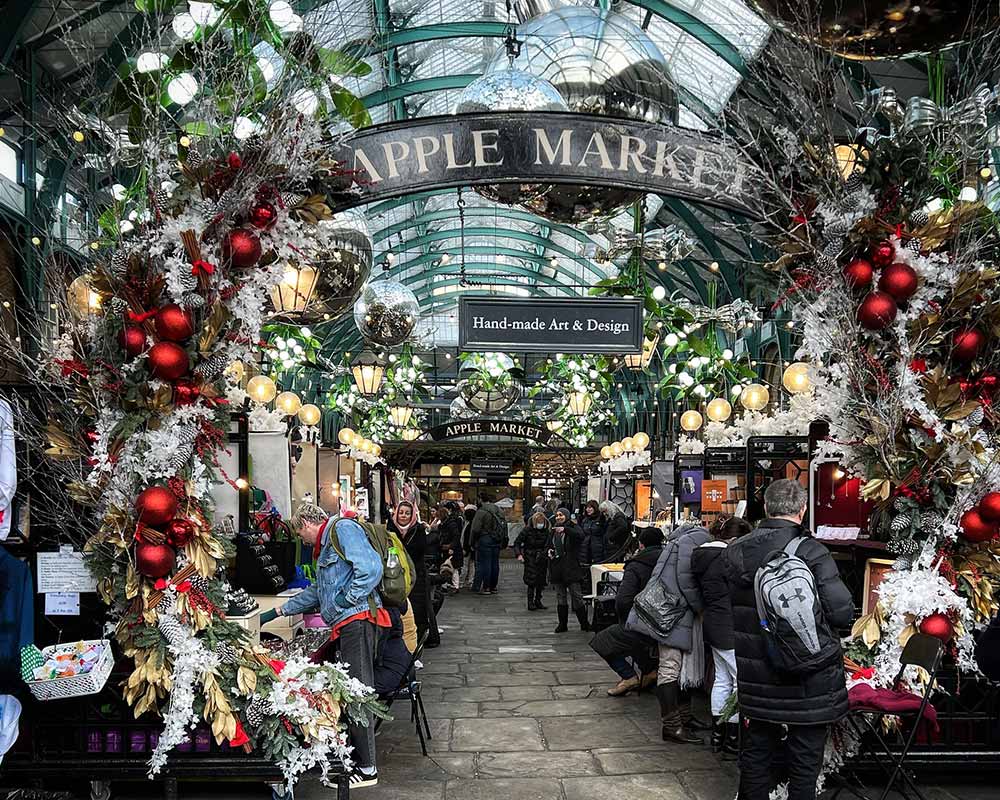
left=514, top=512, right=550, bottom=611
left=461, top=505, right=477, bottom=588
left=600, top=501, right=631, bottom=555
left=545, top=507, right=589, bottom=633
left=692, top=515, right=751, bottom=754
left=590, top=527, right=664, bottom=696
left=438, top=503, right=465, bottom=592
left=976, top=611, right=1000, bottom=681
left=388, top=502, right=440, bottom=649
left=725, top=480, right=853, bottom=800
left=579, top=500, right=608, bottom=569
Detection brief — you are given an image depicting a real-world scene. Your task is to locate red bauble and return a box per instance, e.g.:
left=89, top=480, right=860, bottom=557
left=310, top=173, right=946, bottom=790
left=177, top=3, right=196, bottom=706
left=871, top=240, right=895, bottom=268
left=979, top=492, right=1000, bottom=523
left=222, top=228, right=262, bottom=268
left=249, top=202, right=278, bottom=231
left=952, top=328, right=986, bottom=364
left=857, top=291, right=898, bottom=330
left=877, top=263, right=919, bottom=302
left=155, top=304, right=194, bottom=342
left=166, top=518, right=195, bottom=548
left=919, top=612, right=954, bottom=642
left=960, top=508, right=997, bottom=543
left=842, top=258, right=874, bottom=290
left=136, top=542, right=176, bottom=579
left=119, top=326, right=147, bottom=358
left=148, top=342, right=190, bottom=381
left=135, top=486, right=179, bottom=526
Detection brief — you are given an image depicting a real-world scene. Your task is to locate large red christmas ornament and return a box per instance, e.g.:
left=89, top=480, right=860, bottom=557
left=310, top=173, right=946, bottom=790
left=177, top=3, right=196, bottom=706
left=148, top=342, right=190, bottom=381
left=842, top=258, right=874, bottom=290
left=878, top=263, right=919, bottom=302
left=166, top=518, right=196, bottom=548
left=857, top=291, right=898, bottom=330
left=979, top=492, right=1000, bottom=523
left=249, top=202, right=278, bottom=231
left=155, top=304, right=194, bottom=342
left=919, top=612, right=954, bottom=642
left=136, top=542, right=176, bottom=578
left=222, top=228, right=262, bottom=268
left=871, top=240, right=895, bottom=268
left=135, top=486, right=179, bottom=526
left=119, top=326, right=147, bottom=358
left=952, top=328, right=985, bottom=363
left=959, top=508, right=997, bottom=543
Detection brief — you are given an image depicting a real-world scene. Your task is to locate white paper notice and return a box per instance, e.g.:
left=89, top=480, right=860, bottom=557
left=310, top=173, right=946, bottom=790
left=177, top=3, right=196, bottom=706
left=45, top=592, right=81, bottom=615
left=37, top=548, right=97, bottom=593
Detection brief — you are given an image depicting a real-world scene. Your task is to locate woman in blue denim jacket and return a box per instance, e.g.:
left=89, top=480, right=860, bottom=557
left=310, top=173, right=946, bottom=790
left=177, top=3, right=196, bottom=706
left=270, top=503, right=384, bottom=788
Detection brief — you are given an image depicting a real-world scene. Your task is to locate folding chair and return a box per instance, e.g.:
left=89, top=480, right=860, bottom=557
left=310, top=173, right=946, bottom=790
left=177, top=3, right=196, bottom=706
left=834, top=632, right=945, bottom=800
left=375, top=631, right=433, bottom=756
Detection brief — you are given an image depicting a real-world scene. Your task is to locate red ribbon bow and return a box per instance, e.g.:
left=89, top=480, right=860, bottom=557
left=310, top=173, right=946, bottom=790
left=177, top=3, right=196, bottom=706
left=55, top=359, right=89, bottom=378
left=191, top=259, right=216, bottom=277
left=850, top=667, right=875, bottom=681
left=127, top=309, right=157, bottom=324
left=229, top=720, right=250, bottom=748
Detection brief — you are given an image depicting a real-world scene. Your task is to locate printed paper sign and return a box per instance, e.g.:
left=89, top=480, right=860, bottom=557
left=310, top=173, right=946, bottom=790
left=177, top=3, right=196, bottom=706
left=45, top=592, right=81, bottom=615
left=37, top=548, right=97, bottom=593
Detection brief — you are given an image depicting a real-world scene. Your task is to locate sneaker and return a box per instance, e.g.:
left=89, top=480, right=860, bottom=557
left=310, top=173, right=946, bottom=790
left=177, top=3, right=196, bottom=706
left=489, top=589, right=499, bottom=594
left=349, top=770, right=379, bottom=789
left=414, top=659, right=424, bottom=670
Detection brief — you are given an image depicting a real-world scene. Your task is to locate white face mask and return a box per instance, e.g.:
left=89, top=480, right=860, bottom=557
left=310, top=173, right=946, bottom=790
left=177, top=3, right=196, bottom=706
left=534, top=523, right=546, bottom=529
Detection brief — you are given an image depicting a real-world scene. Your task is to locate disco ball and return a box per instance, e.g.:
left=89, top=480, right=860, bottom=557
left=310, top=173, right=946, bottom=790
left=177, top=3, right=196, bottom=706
left=353, top=279, right=420, bottom=347
left=454, top=68, right=569, bottom=205
left=449, top=396, right=476, bottom=420
left=277, top=209, right=372, bottom=323
left=483, top=5, right=678, bottom=223
left=750, top=1, right=1000, bottom=61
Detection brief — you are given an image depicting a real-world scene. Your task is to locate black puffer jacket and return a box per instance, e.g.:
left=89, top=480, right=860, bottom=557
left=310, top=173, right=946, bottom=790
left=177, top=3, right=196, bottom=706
left=691, top=540, right=733, bottom=651
left=579, top=513, right=608, bottom=566
left=725, top=518, right=854, bottom=726
left=546, top=521, right=585, bottom=584
left=605, top=512, right=630, bottom=553
left=615, top=545, right=663, bottom=624
left=439, top=515, right=464, bottom=570
left=514, top=522, right=550, bottom=588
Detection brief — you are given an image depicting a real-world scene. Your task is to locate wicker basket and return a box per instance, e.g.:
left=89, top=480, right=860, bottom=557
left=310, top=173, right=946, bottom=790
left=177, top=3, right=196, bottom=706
left=27, top=640, right=114, bottom=701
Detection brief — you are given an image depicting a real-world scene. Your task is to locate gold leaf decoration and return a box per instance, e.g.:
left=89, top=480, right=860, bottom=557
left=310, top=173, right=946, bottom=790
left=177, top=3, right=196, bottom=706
left=198, top=301, right=231, bottom=354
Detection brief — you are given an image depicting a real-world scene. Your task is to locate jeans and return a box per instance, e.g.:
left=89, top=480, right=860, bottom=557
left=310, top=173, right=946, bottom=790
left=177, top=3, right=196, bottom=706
left=553, top=581, right=584, bottom=611
left=739, top=719, right=828, bottom=800
left=711, top=647, right=738, bottom=721
left=472, top=543, right=500, bottom=591
left=335, top=619, right=378, bottom=770
left=590, top=623, right=657, bottom=679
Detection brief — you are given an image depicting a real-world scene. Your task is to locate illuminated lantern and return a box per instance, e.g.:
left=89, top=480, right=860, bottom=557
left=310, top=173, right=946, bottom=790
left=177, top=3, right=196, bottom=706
left=247, top=375, right=277, bottom=404
left=680, top=410, right=703, bottom=431
left=782, top=362, right=813, bottom=394
left=298, top=404, right=322, bottom=426
left=275, top=391, right=301, bottom=416
left=706, top=398, right=733, bottom=422
left=740, top=384, right=770, bottom=411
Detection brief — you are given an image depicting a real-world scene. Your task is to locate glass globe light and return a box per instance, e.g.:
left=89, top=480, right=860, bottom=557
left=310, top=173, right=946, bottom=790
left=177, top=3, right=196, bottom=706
left=633, top=432, right=650, bottom=450
left=600, top=445, right=613, bottom=460
left=680, top=410, right=704, bottom=432
left=782, top=362, right=813, bottom=394
left=172, top=12, right=198, bottom=39
left=439, top=465, right=453, bottom=477
left=167, top=73, right=199, bottom=105
left=622, top=436, right=636, bottom=451
left=275, top=391, right=301, bottom=416
left=298, top=404, right=322, bottom=426
left=247, top=375, right=276, bottom=404
left=706, top=397, right=733, bottom=422
left=337, top=427, right=356, bottom=446
left=740, top=384, right=770, bottom=411
left=459, top=469, right=472, bottom=483
left=610, top=442, right=624, bottom=457
left=136, top=52, right=168, bottom=73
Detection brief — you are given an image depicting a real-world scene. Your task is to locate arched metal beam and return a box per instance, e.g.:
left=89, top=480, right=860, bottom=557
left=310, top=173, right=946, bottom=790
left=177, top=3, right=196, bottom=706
left=404, top=276, right=577, bottom=305
left=661, top=199, right=740, bottom=299
left=362, top=73, right=480, bottom=109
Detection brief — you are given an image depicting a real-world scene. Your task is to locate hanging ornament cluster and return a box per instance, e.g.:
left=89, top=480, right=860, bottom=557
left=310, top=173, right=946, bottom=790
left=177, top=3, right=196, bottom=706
left=845, top=240, right=921, bottom=331
left=960, top=494, right=1000, bottom=543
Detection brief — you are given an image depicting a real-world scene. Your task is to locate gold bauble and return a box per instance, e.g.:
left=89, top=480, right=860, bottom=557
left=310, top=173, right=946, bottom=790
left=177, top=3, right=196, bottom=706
left=680, top=410, right=704, bottom=431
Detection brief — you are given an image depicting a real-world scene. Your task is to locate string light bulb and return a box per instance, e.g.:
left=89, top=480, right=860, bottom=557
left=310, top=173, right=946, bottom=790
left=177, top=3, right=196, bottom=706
left=740, top=383, right=770, bottom=411
left=680, top=410, right=703, bottom=432
left=275, top=391, right=301, bottom=416
left=337, top=428, right=356, bottom=446
left=633, top=432, right=650, bottom=450
left=72, top=131, right=85, bottom=143
left=706, top=397, right=733, bottom=422
left=298, top=403, right=321, bottom=426
left=247, top=375, right=277, bottom=404
left=782, top=362, right=813, bottom=394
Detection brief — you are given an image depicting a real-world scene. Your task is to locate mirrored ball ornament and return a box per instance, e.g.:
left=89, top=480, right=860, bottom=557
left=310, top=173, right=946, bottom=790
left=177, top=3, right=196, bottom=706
left=483, top=6, right=678, bottom=223
left=353, top=279, right=420, bottom=347
left=454, top=68, right=569, bottom=205
left=301, top=209, right=373, bottom=323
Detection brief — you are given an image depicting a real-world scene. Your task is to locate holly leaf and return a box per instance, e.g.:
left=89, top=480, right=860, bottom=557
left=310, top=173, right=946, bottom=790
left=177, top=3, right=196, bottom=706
left=329, top=85, right=371, bottom=129
left=317, top=47, right=372, bottom=77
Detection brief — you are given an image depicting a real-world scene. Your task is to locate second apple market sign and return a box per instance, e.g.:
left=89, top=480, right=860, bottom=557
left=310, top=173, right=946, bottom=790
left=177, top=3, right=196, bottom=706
left=327, top=111, right=757, bottom=216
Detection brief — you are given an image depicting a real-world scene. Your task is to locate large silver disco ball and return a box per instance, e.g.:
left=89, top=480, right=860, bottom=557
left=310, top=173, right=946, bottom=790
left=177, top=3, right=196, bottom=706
left=459, top=352, right=523, bottom=414
left=353, top=279, right=420, bottom=347
left=484, top=6, right=679, bottom=223
left=454, top=68, right=569, bottom=205
left=312, top=210, right=373, bottom=321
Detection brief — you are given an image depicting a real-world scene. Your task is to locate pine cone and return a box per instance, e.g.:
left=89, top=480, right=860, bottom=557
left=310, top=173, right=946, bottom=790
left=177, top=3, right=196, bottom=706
left=890, top=513, right=912, bottom=532
left=157, top=614, right=186, bottom=648
left=214, top=641, right=240, bottom=665
left=909, top=210, right=930, bottom=227
left=967, top=407, right=985, bottom=427
left=166, top=442, right=195, bottom=475
left=176, top=269, right=198, bottom=294
left=175, top=425, right=200, bottom=444
left=844, top=174, right=863, bottom=192
left=892, top=556, right=913, bottom=571
left=156, top=594, right=172, bottom=614
left=920, top=512, right=942, bottom=532
left=196, top=352, right=229, bottom=382
left=906, top=238, right=921, bottom=255
left=155, top=188, right=170, bottom=209
left=190, top=574, right=211, bottom=593
left=183, top=294, right=207, bottom=309
left=107, top=297, right=127, bottom=315
left=245, top=695, right=268, bottom=728
left=185, top=149, right=203, bottom=169
left=841, top=192, right=861, bottom=211
left=110, top=250, right=130, bottom=279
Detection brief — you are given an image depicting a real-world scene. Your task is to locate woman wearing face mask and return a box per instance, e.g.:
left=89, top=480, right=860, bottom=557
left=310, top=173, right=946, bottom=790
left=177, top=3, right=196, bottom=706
left=388, top=501, right=439, bottom=648
left=545, top=508, right=589, bottom=633
left=514, top=512, right=550, bottom=611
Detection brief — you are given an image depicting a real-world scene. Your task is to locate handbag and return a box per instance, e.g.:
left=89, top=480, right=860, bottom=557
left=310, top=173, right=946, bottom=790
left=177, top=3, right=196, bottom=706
left=632, top=578, right=686, bottom=639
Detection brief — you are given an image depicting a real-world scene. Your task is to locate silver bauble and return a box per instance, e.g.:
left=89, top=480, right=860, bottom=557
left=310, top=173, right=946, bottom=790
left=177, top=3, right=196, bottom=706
left=459, top=352, right=523, bottom=414
left=307, top=209, right=373, bottom=322
left=353, top=279, right=420, bottom=347
left=484, top=6, right=679, bottom=223
left=454, top=68, right=569, bottom=205
left=449, top=396, right=476, bottom=420
left=460, top=377, right=522, bottom=414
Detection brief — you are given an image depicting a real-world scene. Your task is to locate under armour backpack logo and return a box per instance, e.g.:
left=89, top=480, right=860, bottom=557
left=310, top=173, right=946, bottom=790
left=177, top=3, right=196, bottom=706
left=779, top=588, right=806, bottom=607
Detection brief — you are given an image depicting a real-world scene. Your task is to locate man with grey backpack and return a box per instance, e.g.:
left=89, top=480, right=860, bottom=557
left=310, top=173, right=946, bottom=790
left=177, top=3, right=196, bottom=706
left=725, top=479, right=853, bottom=800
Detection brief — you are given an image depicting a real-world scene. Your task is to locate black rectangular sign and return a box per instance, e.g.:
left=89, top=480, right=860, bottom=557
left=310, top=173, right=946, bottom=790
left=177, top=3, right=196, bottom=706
left=470, top=457, right=514, bottom=476
left=459, top=296, right=643, bottom=354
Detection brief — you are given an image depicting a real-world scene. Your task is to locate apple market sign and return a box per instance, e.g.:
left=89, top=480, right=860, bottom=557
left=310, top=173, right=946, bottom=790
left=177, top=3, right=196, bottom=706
left=328, top=111, right=757, bottom=216
left=424, top=418, right=555, bottom=445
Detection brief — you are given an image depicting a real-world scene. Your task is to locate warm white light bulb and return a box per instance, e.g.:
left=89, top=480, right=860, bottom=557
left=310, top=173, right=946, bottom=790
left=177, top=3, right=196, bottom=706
left=136, top=52, right=168, bottom=73
left=172, top=12, right=197, bottom=39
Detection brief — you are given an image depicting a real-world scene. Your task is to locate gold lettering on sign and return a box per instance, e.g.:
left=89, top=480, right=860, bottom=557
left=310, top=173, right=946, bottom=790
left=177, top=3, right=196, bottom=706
left=472, top=129, right=503, bottom=167
left=353, top=147, right=383, bottom=183
left=534, top=128, right=573, bottom=166
left=443, top=133, right=472, bottom=169
left=578, top=132, right=613, bottom=170
left=382, top=140, right=410, bottom=179
left=618, top=135, right=647, bottom=173
left=413, top=136, right=441, bottom=174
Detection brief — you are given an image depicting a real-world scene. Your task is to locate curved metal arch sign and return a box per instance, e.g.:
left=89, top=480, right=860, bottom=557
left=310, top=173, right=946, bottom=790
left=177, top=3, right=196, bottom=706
left=328, top=111, right=757, bottom=217
left=422, top=418, right=555, bottom=445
